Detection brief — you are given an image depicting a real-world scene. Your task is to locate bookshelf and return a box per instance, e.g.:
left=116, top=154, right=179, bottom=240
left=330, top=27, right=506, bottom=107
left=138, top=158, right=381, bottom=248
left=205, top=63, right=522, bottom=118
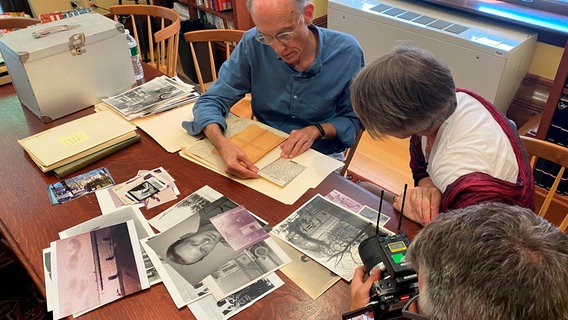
left=187, top=0, right=254, bottom=31
left=532, top=38, right=568, bottom=215
left=535, top=39, right=568, bottom=141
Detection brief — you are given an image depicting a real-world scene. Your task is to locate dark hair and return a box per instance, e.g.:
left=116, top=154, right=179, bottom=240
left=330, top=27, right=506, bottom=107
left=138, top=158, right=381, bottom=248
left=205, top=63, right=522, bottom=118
left=407, top=202, right=568, bottom=320
left=350, top=44, right=456, bottom=139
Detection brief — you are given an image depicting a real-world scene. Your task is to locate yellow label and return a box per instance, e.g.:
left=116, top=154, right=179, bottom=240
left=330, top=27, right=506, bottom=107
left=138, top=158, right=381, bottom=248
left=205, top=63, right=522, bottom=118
left=59, top=132, right=89, bottom=147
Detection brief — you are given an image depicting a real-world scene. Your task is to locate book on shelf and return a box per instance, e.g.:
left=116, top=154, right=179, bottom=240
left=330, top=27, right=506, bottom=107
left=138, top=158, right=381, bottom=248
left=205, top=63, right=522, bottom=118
left=533, top=94, right=568, bottom=195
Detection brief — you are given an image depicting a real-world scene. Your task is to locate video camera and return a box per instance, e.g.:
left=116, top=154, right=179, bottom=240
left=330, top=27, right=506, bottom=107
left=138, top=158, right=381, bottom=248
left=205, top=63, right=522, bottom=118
left=343, top=187, right=418, bottom=320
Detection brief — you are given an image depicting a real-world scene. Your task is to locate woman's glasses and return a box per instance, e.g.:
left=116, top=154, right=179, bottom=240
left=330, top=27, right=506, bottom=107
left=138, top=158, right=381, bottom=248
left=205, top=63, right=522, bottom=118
left=402, top=294, right=429, bottom=320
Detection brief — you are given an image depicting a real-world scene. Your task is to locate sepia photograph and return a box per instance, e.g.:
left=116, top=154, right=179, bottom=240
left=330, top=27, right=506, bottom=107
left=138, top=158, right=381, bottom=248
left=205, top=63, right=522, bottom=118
left=58, top=206, right=159, bottom=285
left=272, top=194, right=377, bottom=281
left=51, top=221, right=148, bottom=319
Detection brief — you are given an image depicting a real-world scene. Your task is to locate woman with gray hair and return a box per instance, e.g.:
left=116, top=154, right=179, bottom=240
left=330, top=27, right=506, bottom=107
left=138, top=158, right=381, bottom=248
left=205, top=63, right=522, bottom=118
left=350, top=45, right=534, bottom=225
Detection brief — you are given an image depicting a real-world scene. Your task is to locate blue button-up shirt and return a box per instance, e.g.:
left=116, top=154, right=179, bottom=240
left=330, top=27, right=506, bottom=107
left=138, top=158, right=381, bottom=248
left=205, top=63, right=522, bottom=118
left=183, top=24, right=364, bottom=155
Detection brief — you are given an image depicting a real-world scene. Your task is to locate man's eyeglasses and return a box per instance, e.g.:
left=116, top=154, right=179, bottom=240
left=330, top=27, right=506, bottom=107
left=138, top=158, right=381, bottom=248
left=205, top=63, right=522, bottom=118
left=255, top=16, right=302, bottom=45
left=402, top=294, right=429, bottom=320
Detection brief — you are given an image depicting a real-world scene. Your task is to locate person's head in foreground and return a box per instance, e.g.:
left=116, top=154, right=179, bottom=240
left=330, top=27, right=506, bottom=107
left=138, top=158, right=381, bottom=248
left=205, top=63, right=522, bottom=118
left=350, top=44, right=456, bottom=139
left=351, top=202, right=568, bottom=320
left=166, top=224, right=224, bottom=265
left=409, top=202, right=568, bottom=320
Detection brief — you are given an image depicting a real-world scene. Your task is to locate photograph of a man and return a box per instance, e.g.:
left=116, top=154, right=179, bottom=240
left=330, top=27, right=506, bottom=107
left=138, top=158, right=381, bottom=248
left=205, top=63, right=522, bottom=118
left=145, top=197, right=240, bottom=286
left=166, top=223, right=226, bottom=265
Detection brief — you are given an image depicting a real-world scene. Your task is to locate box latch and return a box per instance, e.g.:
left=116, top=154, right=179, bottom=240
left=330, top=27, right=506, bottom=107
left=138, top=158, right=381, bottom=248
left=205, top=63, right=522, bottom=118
left=69, top=33, right=86, bottom=56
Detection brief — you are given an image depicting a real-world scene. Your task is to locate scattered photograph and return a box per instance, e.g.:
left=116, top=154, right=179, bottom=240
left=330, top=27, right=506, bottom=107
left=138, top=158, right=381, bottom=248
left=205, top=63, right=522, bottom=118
left=210, top=205, right=269, bottom=252
left=58, top=206, right=160, bottom=285
left=51, top=221, right=149, bottom=319
left=325, top=189, right=364, bottom=213
left=201, top=237, right=290, bottom=301
left=271, top=236, right=340, bottom=300
left=272, top=194, right=377, bottom=281
left=358, top=205, right=391, bottom=227
left=148, top=185, right=224, bottom=232
left=188, top=273, right=284, bottom=320
left=140, top=238, right=210, bottom=308
left=47, top=167, right=114, bottom=205
left=126, top=177, right=166, bottom=202
left=102, top=76, right=196, bottom=119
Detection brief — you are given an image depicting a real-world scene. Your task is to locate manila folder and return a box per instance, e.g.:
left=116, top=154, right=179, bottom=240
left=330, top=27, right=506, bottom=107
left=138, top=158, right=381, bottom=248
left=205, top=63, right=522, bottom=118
left=18, top=111, right=137, bottom=169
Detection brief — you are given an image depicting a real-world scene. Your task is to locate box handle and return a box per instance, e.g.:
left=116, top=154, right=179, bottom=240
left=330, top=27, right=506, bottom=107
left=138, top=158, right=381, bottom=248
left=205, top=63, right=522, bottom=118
left=32, top=25, right=80, bottom=39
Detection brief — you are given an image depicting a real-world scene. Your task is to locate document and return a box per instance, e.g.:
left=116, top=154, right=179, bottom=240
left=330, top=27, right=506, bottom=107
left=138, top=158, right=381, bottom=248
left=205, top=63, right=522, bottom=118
left=181, top=116, right=343, bottom=204
left=18, top=111, right=137, bottom=172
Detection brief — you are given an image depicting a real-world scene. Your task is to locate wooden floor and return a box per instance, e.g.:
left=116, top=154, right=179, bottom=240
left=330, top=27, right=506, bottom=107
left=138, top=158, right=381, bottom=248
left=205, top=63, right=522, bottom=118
left=349, top=133, right=414, bottom=196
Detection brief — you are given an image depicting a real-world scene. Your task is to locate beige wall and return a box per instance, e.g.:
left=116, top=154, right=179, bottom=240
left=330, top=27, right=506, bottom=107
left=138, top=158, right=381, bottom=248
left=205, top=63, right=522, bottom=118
left=312, top=0, right=563, bottom=81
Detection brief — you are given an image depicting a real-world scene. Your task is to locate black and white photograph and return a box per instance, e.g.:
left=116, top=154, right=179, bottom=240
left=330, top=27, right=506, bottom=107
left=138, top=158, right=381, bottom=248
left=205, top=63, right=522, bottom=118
left=126, top=177, right=165, bottom=202
left=188, top=273, right=284, bottom=320
left=51, top=221, right=148, bottom=319
left=148, top=185, right=224, bottom=232
left=140, top=238, right=210, bottom=308
left=201, top=237, right=290, bottom=301
left=272, top=194, right=377, bottom=281
left=101, top=76, right=192, bottom=119
left=47, top=167, right=114, bottom=205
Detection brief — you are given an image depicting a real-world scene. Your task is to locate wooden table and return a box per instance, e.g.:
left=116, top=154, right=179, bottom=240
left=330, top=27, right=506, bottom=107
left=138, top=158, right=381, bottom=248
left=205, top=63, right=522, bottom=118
left=0, top=72, right=421, bottom=319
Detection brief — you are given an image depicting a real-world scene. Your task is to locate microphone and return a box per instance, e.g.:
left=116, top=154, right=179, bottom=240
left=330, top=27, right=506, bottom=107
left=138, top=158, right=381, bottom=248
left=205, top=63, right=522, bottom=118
left=396, top=184, right=408, bottom=234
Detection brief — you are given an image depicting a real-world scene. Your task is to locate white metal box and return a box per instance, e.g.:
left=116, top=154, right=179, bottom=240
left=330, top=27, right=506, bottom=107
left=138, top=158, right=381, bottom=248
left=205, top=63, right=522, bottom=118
left=328, top=0, right=537, bottom=114
left=0, top=12, right=135, bottom=122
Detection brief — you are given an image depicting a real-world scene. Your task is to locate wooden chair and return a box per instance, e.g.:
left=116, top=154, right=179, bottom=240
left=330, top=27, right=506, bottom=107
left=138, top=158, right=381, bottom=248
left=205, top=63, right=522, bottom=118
left=0, top=16, right=40, bottom=30
left=520, top=135, right=568, bottom=231
left=183, top=29, right=245, bottom=93
left=340, top=128, right=365, bottom=177
left=184, top=29, right=251, bottom=117
left=109, top=4, right=180, bottom=77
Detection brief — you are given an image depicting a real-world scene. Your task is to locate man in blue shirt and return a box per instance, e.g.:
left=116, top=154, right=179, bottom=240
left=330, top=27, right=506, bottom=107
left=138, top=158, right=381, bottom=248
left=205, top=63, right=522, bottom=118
left=183, top=0, right=364, bottom=179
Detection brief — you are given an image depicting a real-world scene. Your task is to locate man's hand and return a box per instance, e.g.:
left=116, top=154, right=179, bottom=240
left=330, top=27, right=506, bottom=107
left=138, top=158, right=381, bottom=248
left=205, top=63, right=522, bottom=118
left=280, top=126, right=319, bottom=159
left=350, top=265, right=380, bottom=311
left=216, top=139, right=260, bottom=179
left=393, top=178, right=441, bottom=225
left=203, top=123, right=259, bottom=179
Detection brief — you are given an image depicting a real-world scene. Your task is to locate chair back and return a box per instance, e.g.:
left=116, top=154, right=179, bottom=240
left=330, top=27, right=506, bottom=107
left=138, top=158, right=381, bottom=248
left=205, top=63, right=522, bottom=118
left=520, top=135, right=568, bottom=231
left=183, top=29, right=245, bottom=93
left=340, top=128, right=365, bottom=177
left=109, top=4, right=180, bottom=77
left=0, top=16, right=41, bottom=30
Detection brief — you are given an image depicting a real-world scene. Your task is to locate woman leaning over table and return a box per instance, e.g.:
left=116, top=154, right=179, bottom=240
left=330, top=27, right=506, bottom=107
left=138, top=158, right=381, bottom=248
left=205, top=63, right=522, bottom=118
left=349, top=44, right=534, bottom=225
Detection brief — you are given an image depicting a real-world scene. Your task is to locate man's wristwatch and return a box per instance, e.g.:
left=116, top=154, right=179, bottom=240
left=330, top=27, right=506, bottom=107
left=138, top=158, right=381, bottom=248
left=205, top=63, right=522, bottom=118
left=314, top=123, right=325, bottom=139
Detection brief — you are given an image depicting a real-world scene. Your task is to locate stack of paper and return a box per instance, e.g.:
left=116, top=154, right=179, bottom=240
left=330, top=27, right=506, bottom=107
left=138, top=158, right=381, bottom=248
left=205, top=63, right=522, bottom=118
left=102, top=76, right=199, bottom=120
left=18, top=111, right=138, bottom=173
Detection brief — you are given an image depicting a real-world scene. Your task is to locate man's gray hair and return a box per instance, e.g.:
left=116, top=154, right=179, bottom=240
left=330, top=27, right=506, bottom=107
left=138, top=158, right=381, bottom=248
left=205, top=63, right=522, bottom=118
left=350, top=44, right=456, bottom=139
left=407, top=202, right=568, bottom=320
left=246, top=0, right=308, bottom=14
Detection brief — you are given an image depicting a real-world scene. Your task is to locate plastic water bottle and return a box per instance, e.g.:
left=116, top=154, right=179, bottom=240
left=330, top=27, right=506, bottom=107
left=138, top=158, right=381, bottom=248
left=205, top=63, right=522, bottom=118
left=125, top=29, right=144, bottom=83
